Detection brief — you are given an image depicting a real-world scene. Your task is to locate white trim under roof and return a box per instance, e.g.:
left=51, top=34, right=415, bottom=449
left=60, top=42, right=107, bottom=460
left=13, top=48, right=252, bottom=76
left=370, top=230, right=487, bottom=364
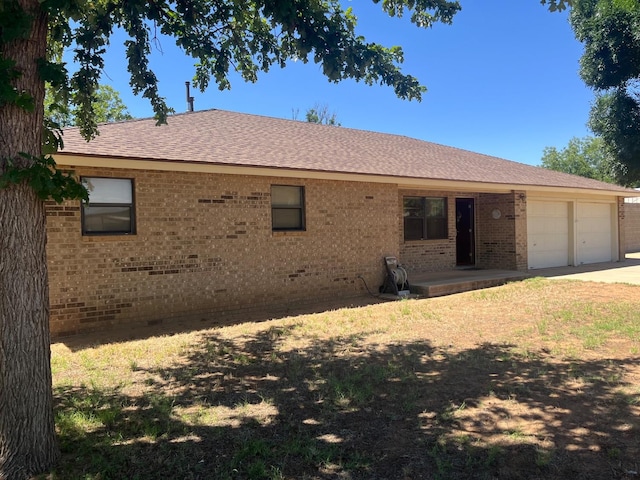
left=55, top=153, right=640, bottom=199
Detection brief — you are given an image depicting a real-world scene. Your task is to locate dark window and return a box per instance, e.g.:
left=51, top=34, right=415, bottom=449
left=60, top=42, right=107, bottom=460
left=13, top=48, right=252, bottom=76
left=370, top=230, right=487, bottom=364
left=403, top=196, right=448, bottom=241
left=272, top=185, right=305, bottom=231
left=81, top=177, right=135, bottom=235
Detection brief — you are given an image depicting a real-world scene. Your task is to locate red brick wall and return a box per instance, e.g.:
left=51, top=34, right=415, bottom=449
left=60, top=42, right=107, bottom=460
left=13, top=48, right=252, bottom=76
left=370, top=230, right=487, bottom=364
left=46, top=167, right=399, bottom=337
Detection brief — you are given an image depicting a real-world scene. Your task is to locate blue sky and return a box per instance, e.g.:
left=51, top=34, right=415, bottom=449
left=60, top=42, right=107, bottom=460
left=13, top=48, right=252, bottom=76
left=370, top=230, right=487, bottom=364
left=92, top=1, right=592, bottom=166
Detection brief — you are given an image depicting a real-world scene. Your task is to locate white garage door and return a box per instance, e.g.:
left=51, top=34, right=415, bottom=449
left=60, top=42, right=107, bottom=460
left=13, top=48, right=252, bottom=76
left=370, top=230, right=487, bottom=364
left=527, top=201, right=570, bottom=269
left=577, top=203, right=612, bottom=264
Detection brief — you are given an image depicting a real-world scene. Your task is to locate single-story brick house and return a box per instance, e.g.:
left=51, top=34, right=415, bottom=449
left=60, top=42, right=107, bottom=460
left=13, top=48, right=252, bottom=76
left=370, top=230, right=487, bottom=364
left=48, top=109, right=637, bottom=337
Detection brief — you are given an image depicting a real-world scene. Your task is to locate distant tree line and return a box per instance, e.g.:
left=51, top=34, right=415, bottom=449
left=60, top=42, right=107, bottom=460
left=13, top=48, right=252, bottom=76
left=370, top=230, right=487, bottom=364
left=542, top=0, right=640, bottom=187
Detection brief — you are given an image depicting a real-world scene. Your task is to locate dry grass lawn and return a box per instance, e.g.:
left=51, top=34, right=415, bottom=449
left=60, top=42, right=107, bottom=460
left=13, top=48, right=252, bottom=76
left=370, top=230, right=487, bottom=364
left=46, top=278, right=640, bottom=479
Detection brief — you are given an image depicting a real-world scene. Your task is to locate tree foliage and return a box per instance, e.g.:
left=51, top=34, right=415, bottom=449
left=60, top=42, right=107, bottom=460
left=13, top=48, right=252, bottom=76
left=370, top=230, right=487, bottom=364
left=45, top=84, right=133, bottom=128
left=588, top=89, right=640, bottom=184
left=39, top=0, right=469, bottom=143
left=570, top=0, right=640, bottom=184
left=540, top=136, right=617, bottom=184
left=305, top=103, right=340, bottom=126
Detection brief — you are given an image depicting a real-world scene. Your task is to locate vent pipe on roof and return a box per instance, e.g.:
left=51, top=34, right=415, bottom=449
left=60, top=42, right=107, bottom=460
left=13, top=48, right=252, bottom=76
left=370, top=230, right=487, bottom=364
left=185, top=81, right=195, bottom=112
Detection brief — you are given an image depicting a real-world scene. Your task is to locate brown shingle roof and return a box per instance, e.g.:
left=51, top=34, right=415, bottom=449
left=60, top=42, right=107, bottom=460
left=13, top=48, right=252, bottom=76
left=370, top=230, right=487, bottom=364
left=58, top=108, right=633, bottom=194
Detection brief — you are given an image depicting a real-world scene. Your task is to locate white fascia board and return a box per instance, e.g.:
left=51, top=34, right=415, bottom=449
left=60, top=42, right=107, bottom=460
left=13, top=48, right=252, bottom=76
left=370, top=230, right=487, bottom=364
left=55, top=153, right=635, bottom=199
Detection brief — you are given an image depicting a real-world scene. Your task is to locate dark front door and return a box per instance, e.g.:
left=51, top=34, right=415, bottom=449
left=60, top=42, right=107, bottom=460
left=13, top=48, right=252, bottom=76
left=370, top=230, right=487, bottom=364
left=456, top=198, right=475, bottom=266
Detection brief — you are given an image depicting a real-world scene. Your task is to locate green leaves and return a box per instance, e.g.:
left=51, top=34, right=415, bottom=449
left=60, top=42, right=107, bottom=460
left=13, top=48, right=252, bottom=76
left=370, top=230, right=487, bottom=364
left=588, top=90, right=640, bottom=185
left=38, top=58, right=68, bottom=88
left=0, top=57, right=34, bottom=110
left=0, top=2, right=33, bottom=43
left=539, top=0, right=573, bottom=12
left=42, top=116, right=65, bottom=155
left=374, top=0, right=461, bottom=26
left=37, top=0, right=467, bottom=136
left=569, top=0, right=640, bottom=184
left=0, top=154, right=88, bottom=203
left=571, top=0, right=640, bottom=89
left=541, top=136, right=618, bottom=184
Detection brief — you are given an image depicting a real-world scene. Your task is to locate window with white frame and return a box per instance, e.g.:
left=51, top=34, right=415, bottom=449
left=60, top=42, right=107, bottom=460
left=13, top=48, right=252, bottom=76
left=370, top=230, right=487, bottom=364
left=81, top=177, right=135, bottom=235
left=271, top=185, right=305, bottom=231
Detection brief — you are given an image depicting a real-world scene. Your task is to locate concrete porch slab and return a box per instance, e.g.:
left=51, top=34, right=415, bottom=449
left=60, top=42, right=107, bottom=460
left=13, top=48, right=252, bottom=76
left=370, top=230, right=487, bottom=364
left=408, top=269, right=529, bottom=298
left=406, top=253, right=640, bottom=298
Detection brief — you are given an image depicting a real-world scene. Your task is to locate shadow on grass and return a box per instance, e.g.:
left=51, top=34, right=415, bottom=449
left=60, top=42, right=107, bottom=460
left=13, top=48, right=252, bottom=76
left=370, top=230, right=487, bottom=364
left=55, top=296, right=387, bottom=351
left=48, top=331, right=640, bottom=479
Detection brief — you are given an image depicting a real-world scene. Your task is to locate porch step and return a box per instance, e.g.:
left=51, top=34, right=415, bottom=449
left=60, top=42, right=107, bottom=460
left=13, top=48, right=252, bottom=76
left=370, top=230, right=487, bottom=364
left=409, top=271, right=530, bottom=298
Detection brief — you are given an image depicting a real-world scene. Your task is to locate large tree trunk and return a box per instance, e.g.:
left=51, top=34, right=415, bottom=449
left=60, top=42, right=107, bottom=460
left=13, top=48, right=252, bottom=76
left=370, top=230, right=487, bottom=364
left=0, top=2, right=59, bottom=478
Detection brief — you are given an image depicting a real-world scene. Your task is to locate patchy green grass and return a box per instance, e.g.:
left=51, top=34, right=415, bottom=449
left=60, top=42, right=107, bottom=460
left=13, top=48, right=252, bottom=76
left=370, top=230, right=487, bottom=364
left=43, top=279, right=640, bottom=479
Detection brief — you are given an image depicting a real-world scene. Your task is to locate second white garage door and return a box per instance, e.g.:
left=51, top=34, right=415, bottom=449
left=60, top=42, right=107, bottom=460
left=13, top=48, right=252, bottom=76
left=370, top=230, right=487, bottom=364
left=576, top=202, right=613, bottom=264
left=527, top=201, right=570, bottom=269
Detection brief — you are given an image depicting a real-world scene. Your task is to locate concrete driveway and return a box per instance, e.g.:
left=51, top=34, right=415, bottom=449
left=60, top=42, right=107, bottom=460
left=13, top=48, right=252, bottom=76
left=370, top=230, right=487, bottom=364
left=532, top=252, right=640, bottom=285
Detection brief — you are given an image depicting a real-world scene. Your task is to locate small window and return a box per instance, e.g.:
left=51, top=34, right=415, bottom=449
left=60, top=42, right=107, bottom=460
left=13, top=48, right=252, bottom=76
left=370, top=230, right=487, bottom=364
left=272, top=185, right=305, bottom=231
left=403, top=196, right=448, bottom=241
left=81, top=177, right=135, bottom=235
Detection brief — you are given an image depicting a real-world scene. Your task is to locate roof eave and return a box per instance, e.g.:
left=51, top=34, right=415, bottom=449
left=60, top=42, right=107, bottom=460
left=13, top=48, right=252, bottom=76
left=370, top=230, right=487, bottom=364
left=54, top=153, right=636, bottom=198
